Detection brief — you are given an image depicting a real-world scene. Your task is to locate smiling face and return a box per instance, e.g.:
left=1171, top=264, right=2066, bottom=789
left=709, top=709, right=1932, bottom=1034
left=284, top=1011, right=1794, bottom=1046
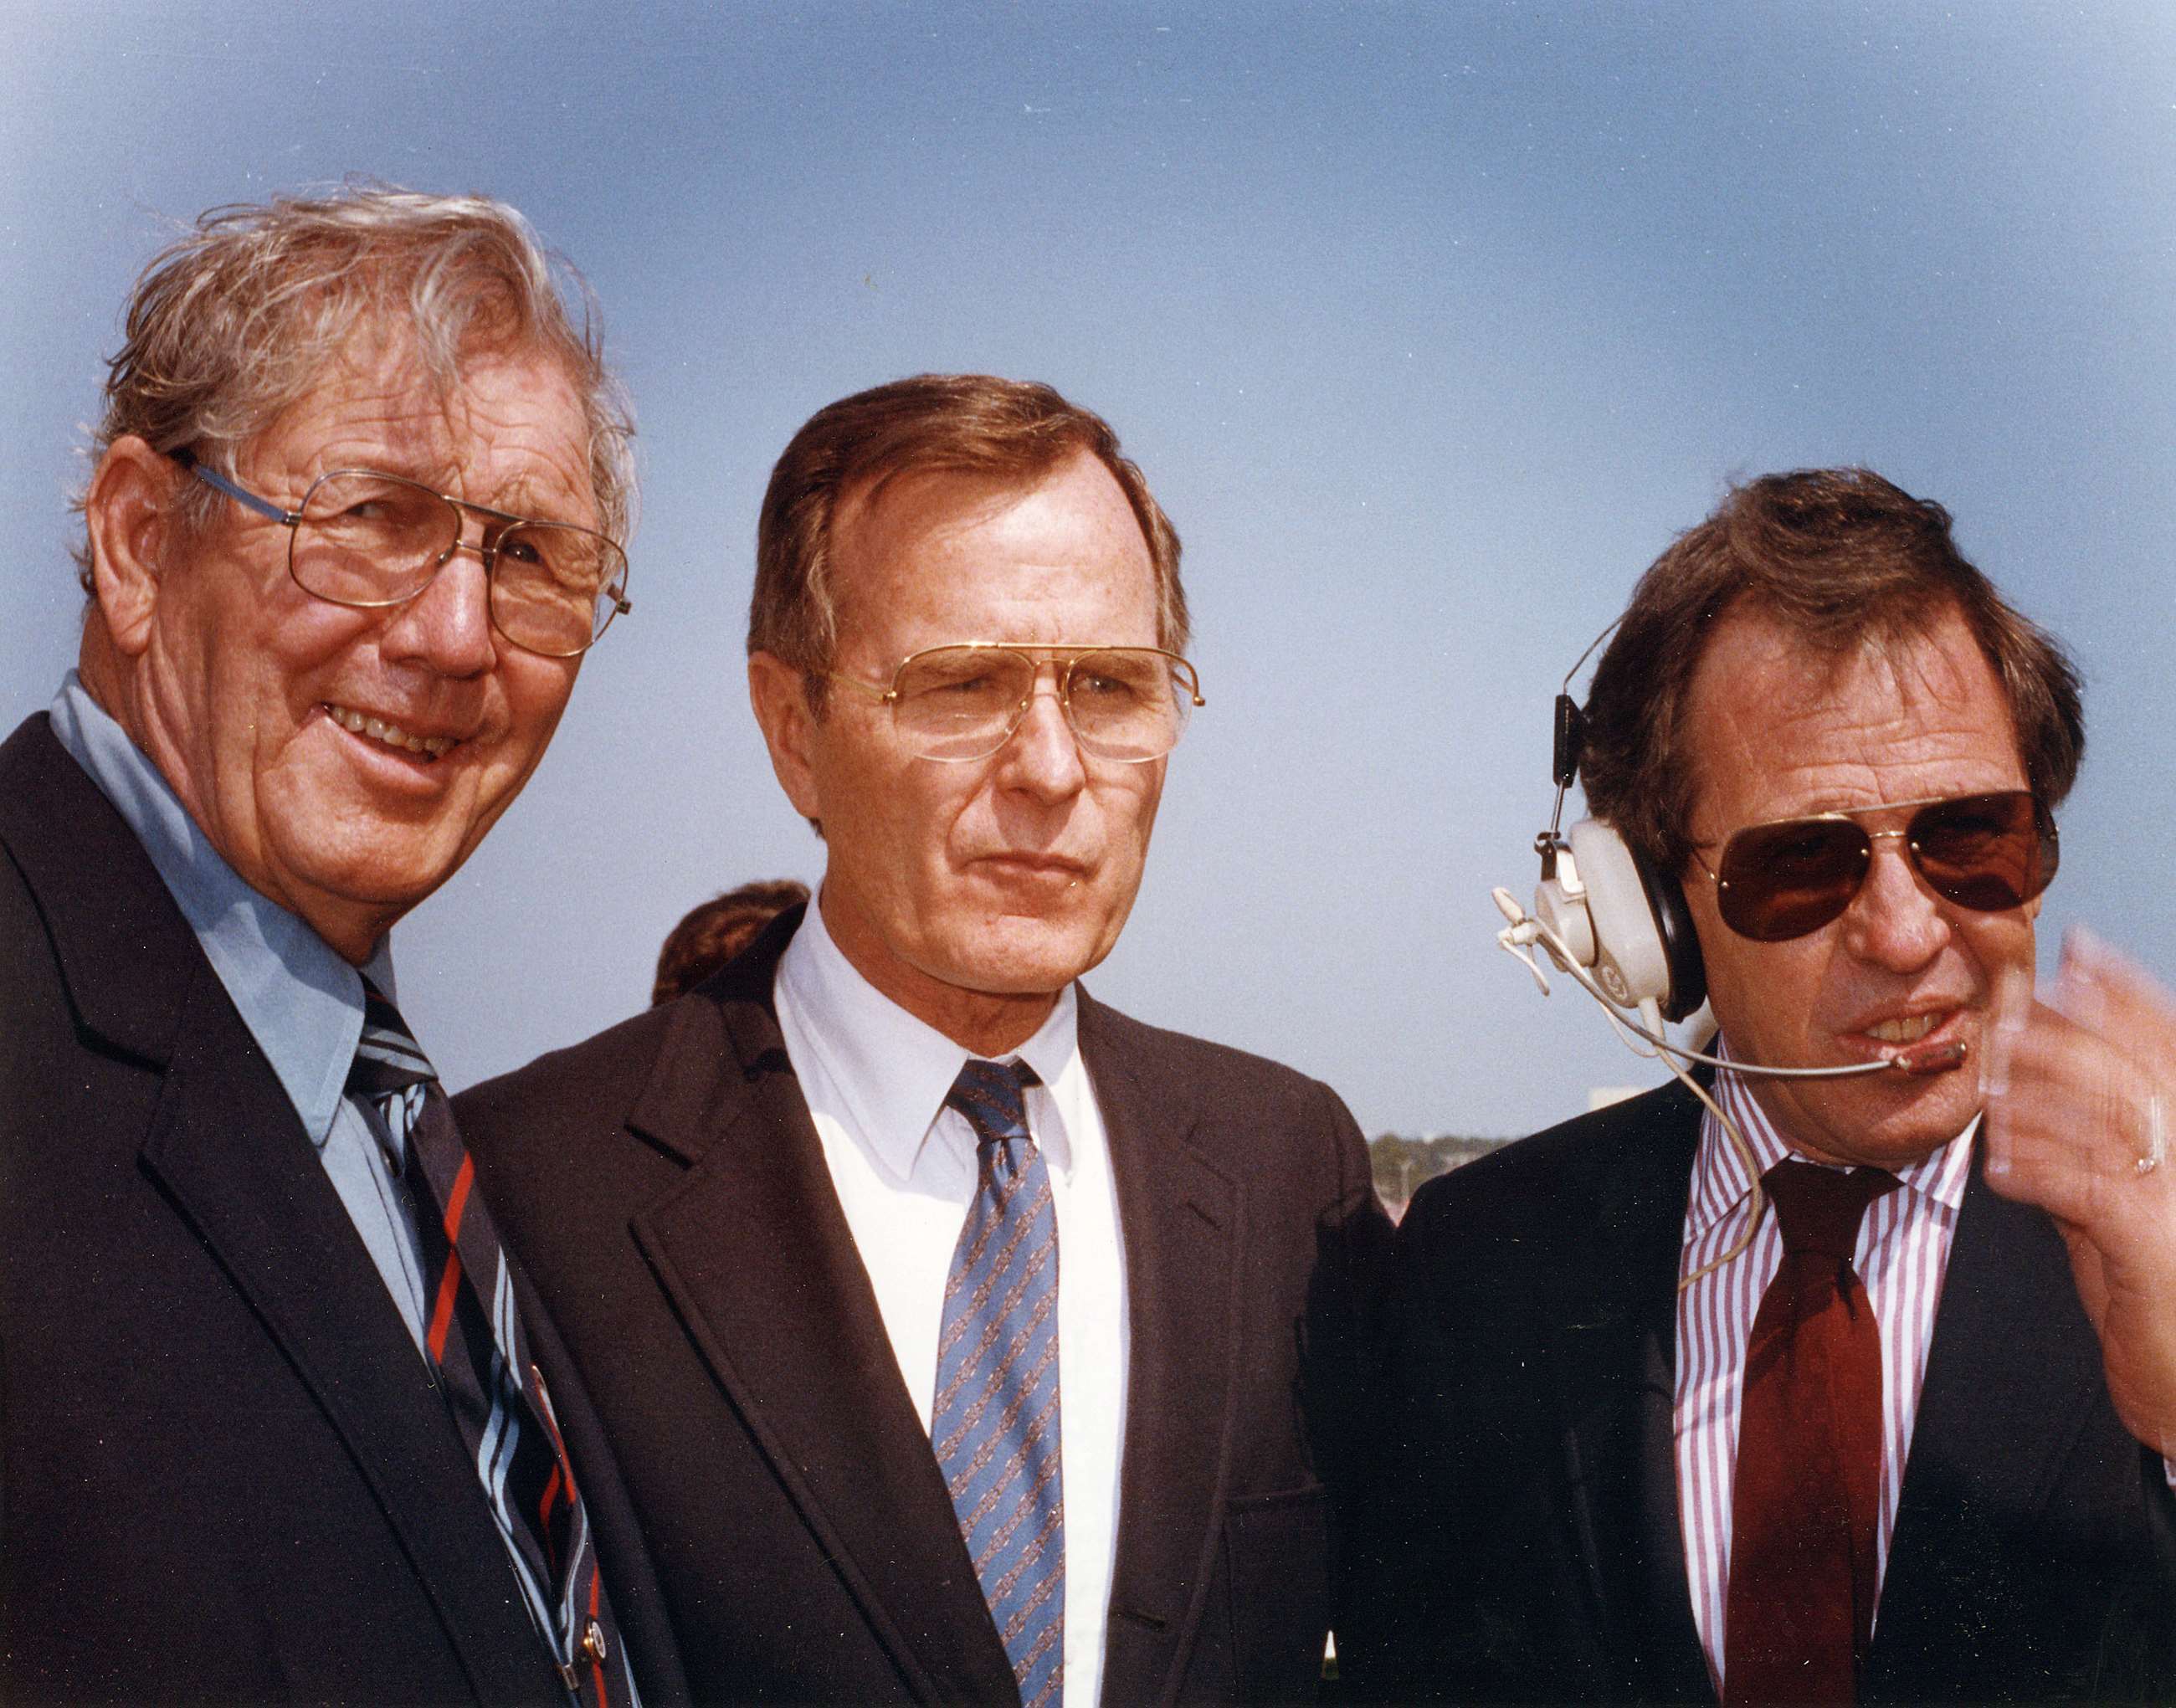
left=1678, top=602, right=2041, bottom=1167
left=749, top=450, right=1168, bottom=1054
left=90, top=327, right=594, bottom=962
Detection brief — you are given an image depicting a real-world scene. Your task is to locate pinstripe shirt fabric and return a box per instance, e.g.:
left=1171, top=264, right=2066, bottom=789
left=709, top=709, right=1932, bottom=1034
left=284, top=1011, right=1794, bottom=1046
left=1673, top=1041, right=1976, bottom=1692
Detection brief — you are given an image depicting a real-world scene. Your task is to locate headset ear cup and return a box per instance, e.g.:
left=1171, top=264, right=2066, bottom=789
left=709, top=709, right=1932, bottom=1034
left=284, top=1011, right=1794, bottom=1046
left=1564, top=819, right=1706, bottom=1022
left=1629, top=846, right=1706, bottom=1023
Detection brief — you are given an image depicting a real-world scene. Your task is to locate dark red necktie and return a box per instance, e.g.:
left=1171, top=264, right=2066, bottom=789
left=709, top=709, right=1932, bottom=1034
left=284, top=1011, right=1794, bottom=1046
left=1723, top=1159, right=1900, bottom=1706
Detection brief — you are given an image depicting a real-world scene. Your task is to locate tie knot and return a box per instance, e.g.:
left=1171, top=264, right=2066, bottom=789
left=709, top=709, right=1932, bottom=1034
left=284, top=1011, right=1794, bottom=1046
left=945, top=1058, right=1040, bottom=1150
left=347, top=977, right=439, bottom=1100
left=1763, top=1157, right=1899, bottom=1262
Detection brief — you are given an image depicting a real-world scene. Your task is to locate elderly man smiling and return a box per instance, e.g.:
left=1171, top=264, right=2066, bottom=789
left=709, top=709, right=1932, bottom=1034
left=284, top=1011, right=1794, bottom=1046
left=0, top=189, right=683, bottom=1705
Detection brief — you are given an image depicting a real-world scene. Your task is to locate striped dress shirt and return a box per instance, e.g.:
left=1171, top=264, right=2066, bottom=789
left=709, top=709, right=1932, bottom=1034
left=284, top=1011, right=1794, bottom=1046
left=1673, top=1042, right=1976, bottom=1691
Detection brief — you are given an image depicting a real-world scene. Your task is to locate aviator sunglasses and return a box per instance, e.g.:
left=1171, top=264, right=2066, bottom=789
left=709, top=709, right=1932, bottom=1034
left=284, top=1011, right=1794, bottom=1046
left=1691, top=789, right=2059, bottom=942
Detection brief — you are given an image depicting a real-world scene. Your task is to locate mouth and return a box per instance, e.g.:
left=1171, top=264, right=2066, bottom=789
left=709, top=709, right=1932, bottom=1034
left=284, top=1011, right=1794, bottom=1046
left=1848, top=1005, right=1973, bottom=1055
left=324, top=702, right=459, bottom=762
left=973, top=852, right=1091, bottom=886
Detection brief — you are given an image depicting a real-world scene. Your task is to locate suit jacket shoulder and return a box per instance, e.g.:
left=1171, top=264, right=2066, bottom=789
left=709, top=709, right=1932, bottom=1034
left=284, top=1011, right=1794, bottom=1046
left=0, top=714, right=680, bottom=1705
left=459, top=913, right=1393, bottom=1705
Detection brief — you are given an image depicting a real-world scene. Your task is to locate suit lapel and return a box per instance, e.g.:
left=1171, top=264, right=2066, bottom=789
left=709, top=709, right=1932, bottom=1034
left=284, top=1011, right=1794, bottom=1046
left=5, top=721, right=553, bottom=1700
left=623, top=962, right=1018, bottom=1705
left=1081, top=995, right=1240, bottom=1708
left=1870, top=1144, right=2107, bottom=1691
left=1548, top=1086, right=1712, bottom=1704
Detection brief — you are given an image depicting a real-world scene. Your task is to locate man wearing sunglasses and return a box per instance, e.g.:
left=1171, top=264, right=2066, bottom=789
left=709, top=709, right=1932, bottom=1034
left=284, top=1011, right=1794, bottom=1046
left=456, top=373, right=1392, bottom=1704
left=0, top=190, right=681, bottom=1704
left=1351, top=468, right=2176, bottom=1703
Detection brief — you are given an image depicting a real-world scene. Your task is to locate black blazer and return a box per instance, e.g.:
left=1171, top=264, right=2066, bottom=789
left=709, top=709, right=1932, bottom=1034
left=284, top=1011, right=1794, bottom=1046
left=0, top=715, right=686, bottom=1706
left=455, top=905, right=1392, bottom=1705
left=1342, top=1078, right=2176, bottom=1705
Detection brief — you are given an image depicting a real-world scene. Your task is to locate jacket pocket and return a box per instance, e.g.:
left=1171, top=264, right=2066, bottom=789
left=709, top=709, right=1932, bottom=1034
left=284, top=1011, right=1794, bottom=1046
left=1223, top=1483, right=1332, bottom=1704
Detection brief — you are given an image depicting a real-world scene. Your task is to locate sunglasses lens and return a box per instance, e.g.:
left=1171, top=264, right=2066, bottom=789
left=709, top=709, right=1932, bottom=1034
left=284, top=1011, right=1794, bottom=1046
left=1911, top=792, right=2056, bottom=912
left=1716, top=817, right=1871, bottom=941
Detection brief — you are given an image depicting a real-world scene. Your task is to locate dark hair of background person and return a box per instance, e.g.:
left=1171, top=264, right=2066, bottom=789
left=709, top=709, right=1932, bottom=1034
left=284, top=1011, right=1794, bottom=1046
left=1580, top=466, right=2086, bottom=873
left=748, top=372, right=1187, bottom=713
left=73, top=182, right=637, bottom=594
left=651, top=878, right=812, bottom=1006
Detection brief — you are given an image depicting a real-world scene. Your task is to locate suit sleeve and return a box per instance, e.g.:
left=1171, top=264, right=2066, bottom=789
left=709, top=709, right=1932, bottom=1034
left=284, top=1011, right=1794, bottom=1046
left=1295, top=1080, right=1397, bottom=1656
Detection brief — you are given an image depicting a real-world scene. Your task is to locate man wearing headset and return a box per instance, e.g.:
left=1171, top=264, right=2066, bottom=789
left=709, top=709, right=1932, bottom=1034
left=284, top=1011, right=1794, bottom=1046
left=1347, top=468, right=2176, bottom=1704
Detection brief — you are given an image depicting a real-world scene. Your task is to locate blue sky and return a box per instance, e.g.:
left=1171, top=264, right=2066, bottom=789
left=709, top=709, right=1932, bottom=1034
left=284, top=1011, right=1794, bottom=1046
left=6, top=2, right=2173, bottom=1136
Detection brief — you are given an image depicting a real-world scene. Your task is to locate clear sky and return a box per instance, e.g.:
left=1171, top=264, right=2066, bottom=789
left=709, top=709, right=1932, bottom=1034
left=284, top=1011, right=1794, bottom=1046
left=6, top=1, right=2172, bottom=1137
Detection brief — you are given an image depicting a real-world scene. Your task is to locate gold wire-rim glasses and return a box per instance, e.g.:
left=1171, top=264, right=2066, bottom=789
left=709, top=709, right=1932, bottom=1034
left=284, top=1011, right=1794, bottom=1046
left=825, top=641, right=1205, bottom=764
left=174, top=451, right=632, bottom=659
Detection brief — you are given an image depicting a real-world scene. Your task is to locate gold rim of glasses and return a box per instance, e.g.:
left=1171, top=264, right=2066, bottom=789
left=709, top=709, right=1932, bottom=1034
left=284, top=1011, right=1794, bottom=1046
left=826, top=642, right=1204, bottom=763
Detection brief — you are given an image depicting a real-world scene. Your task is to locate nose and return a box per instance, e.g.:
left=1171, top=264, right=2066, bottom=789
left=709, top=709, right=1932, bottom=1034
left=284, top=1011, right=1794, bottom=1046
left=994, top=676, right=1086, bottom=802
left=378, top=532, right=497, bottom=677
left=1839, top=834, right=1951, bottom=972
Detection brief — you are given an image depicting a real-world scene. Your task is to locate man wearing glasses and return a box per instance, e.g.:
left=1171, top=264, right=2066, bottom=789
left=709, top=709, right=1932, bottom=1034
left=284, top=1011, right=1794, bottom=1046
left=458, top=373, right=1391, bottom=1705
left=0, top=189, right=680, bottom=1704
left=1351, top=468, right=2176, bottom=1704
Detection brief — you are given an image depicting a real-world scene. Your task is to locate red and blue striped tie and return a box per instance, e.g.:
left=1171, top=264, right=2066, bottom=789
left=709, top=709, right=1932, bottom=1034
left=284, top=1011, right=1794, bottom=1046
left=933, top=1058, right=1065, bottom=1707
left=350, top=978, right=635, bottom=1707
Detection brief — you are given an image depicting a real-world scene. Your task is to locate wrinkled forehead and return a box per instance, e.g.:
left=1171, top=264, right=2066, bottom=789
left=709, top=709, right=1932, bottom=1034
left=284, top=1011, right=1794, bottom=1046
left=241, top=319, right=594, bottom=511
left=1681, top=605, right=2027, bottom=831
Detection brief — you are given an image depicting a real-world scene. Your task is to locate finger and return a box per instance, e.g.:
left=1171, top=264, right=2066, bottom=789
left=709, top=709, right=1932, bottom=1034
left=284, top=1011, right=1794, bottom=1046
left=2054, top=927, right=2176, bottom=1052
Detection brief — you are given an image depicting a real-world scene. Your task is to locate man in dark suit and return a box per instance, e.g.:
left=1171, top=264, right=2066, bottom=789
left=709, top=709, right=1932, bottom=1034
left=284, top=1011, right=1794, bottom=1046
left=458, top=374, right=1390, bottom=1704
left=0, top=188, right=683, bottom=1705
left=1347, top=469, right=2176, bottom=1703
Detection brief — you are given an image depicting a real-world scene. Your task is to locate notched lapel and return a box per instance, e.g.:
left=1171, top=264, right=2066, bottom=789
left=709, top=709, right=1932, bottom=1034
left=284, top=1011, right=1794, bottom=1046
left=628, top=1023, right=1019, bottom=1705
left=1875, top=1149, right=2110, bottom=1683
left=138, top=957, right=551, bottom=1700
left=1549, top=1102, right=1711, bottom=1705
left=1089, top=1026, right=1244, bottom=1706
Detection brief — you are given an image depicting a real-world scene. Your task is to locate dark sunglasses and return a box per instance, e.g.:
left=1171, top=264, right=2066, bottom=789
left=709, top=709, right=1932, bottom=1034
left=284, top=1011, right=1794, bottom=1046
left=1691, top=789, right=2059, bottom=942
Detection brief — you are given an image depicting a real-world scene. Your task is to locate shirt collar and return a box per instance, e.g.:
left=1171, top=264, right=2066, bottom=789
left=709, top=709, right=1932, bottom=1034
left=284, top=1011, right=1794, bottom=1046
left=777, top=888, right=1080, bottom=1183
left=1686, top=1031, right=1977, bottom=1240
left=49, top=673, right=391, bottom=1146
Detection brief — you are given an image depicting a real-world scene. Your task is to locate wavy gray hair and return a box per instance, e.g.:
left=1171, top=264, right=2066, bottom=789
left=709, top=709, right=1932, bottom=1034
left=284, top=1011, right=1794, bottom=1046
left=74, top=182, right=636, bottom=590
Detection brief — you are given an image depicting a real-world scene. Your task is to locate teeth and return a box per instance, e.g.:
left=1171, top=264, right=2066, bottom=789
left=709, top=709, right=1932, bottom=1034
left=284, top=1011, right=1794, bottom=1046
left=326, top=704, right=454, bottom=759
left=1869, top=1013, right=1940, bottom=1044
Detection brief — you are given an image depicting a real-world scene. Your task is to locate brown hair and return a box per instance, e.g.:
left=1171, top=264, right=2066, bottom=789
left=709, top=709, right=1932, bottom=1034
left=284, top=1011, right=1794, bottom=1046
left=748, top=373, right=1185, bottom=710
left=74, top=182, right=635, bottom=590
left=650, top=878, right=811, bottom=1005
left=1581, top=467, right=2085, bottom=870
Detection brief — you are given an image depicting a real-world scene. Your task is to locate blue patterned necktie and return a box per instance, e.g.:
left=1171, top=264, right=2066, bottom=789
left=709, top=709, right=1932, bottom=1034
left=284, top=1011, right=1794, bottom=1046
left=933, top=1058, right=1065, bottom=1707
left=349, top=979, right=638, bottom=1708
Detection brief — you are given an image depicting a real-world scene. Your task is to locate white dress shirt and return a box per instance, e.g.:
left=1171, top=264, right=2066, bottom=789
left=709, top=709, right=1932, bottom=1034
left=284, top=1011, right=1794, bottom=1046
left=774, top=895, right=1131, bottom=1708
left=1673, top=1039, right=1975, bottom=1692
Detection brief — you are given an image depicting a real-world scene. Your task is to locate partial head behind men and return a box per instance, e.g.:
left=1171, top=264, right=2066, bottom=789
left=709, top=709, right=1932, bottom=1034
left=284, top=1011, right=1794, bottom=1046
left=652, top=877, right=811, bottom=1006
left=76, top=185, right=633, bottom=963
left=746, top=374, right=1190, bottom=1055
left=1580, top=467, right=2085, bottom=1169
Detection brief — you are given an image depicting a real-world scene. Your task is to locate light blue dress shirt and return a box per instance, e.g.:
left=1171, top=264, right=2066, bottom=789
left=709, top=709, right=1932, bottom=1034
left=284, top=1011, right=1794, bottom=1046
left=50, top=672, right=432, bottom=1350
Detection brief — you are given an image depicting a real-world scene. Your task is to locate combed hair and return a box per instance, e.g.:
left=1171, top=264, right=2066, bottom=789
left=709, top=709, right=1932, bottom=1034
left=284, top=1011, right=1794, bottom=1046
left=73, top=182, right=635, bottom=589
left=1581, top=467, right=2085, bottom=871
left=749, top=372, right=1185, bottom=710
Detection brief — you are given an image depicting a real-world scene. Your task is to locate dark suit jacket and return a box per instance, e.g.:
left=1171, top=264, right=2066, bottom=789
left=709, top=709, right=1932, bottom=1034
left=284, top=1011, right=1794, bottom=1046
left=455, top=904, right=1391, bottom=1705
left=1342, top=1077, right=2176, bottom=1705
left=0, top=714, right=686, bottom=1706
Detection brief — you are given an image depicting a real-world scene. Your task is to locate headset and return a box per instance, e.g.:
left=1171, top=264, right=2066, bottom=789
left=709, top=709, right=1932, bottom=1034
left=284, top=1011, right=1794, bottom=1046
left=1492, top=624, right=1968, bottom=1085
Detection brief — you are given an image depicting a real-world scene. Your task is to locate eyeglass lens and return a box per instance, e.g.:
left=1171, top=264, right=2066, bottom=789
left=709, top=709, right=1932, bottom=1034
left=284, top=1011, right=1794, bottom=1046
left=1713, top=790, right=2057, bottom=942
left=890, top=646, right=1193, bottom=762
left=293, top=471, right=627, bottom=657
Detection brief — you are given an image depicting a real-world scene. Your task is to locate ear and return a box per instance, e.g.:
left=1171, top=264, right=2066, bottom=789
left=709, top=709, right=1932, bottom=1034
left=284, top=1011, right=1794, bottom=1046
left=85, top=437, right=186, bottom=657
left=747, top=650, right=824, bottom=823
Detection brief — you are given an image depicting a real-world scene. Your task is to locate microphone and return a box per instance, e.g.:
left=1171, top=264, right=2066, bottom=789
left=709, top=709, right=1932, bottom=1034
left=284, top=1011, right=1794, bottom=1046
left=1491, top=887, right=1971, bottom=1080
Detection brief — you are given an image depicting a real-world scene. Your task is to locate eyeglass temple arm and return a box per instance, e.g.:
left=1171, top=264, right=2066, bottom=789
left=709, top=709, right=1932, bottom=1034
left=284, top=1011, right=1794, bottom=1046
left=168, top=451, right=299, bottom=527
